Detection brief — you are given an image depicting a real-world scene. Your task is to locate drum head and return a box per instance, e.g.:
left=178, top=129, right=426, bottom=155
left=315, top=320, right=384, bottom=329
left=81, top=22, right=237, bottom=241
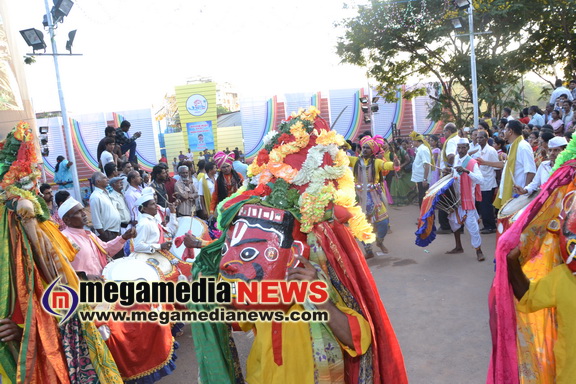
left=131, top=252, right=174, bottom=275
left=499, top=194, right=536, bottom=217
left=170, top=217, right=208, bottom=261
left=425, top=175, right=454, bottom=197
left=102, top=257, right=161, bottom=282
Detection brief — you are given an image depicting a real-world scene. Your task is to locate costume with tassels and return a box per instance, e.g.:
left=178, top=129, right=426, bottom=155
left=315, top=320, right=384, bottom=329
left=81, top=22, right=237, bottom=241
left=190, top=107, right=407, bottom=383
left=488, top=134, right=576, bottom=384
left=0, top=122, right=123, bottom=384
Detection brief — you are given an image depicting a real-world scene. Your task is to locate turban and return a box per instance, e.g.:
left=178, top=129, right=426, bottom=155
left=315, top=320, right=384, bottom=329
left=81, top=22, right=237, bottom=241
left=409, top=131, right=435, bottom=166
left=213, top=151, right=235, bottom=170
left=359, top=136, right=381, bottom=156
left=135, top=187, right=155, bottom=207
left=58, top=197, right=81, bottom=218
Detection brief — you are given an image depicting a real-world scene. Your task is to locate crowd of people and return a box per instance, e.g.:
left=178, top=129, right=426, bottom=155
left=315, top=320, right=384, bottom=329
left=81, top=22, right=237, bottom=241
left=4, top=81, right=576, bottom=383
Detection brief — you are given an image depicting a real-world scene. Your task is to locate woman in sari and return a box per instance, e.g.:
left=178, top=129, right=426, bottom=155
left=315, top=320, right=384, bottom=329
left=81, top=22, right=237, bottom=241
left=390, top=140, right=417, bottom=206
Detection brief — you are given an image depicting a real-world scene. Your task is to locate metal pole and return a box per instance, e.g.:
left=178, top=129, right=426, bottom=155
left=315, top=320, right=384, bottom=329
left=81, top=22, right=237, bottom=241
left=43, top=0, right=81, bottom=200
left=468, top=1, right=479, bottom=129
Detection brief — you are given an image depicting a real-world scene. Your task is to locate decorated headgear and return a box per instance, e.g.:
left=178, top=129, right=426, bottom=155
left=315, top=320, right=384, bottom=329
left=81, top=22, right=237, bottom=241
left=359, top=135, right=381, bottom=156
left=213, top=151, right=235, bottom=170
left=409, top=131, right=435, bottom=166
left=135, top=187, right=155, bottom=206
left=58, top=197, right=81, bottom=218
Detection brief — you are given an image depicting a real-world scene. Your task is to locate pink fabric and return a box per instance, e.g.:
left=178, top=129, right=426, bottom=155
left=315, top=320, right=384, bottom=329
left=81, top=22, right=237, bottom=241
left=213, top=151, right=235, bottom=170
left=62, top=227, right=126, bottom=275
left=460, top=158, right=481, bottom=210
left=359, top=136, right=381, bottom=155
left=487, top=159, right=576, bottom=384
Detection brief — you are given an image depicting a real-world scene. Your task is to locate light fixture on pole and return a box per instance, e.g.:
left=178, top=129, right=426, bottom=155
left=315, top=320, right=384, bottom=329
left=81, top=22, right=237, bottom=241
left=19, top=28, right=47, bottom=52
left=450, top=0, right=479, bottom=129
left=66, top=30, right=77, bottom=53
left=51, top=0, right=74, bottom=24
left=450, top=17, right=465, bottom=29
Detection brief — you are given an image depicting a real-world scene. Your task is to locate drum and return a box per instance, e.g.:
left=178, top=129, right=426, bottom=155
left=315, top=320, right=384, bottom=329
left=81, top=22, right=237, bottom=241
left=170, top=216, right=210, bottom=261
left=131, top=252, right=175, bottom=276
left=102, top=257, right=161, bottom=282
left=497, top=193, right=537, bottom=235
left=423, top=175, right=459, bottom=214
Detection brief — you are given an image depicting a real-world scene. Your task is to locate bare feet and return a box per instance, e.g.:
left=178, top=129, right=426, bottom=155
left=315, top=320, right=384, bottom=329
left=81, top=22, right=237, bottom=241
left=446, top=248, right=464, bottom=254
left=476, top=250, right=485, bottom=262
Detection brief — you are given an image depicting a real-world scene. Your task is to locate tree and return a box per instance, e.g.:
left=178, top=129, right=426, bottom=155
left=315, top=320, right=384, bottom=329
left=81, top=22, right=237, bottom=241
left=336, top=0, right=558, bottom=126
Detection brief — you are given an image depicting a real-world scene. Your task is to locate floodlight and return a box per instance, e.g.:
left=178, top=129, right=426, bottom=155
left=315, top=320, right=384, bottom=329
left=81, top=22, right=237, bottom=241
left=450, top=17, right=465, bottom=29
left=359, top=97, right=369, bottom=104
left=66, top=30, right=77, bottom=53
left=19, top=28, right=47, bottom=52
left=454, top=0, right=470, bottom=9
left=39, top=126, right=49, bottom=134
left=372, top=96, right=380, bottom=103
left=361, top=105, right=369, bottom=113
left=52, top=0, right=74, bottom=23
left=363, top=115, right=371, bottom=123
left=371, top=104, right=379, bottom=113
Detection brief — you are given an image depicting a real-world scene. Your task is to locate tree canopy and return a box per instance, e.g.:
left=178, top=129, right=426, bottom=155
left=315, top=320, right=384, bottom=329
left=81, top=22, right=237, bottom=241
left=336, top=0, right=576, bottom=127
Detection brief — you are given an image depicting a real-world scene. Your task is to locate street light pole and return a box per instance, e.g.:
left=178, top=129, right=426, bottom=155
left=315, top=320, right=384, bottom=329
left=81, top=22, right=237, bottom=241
left=468, top=1, right=479, bottom=129
left=42, top=0, right=81, bottom=200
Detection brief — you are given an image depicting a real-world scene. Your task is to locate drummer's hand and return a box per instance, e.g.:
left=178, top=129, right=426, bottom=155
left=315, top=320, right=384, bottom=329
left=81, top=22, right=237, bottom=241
left=513, top=185, right=527, bottom=195
left=122, top=227, right=137, bottom=240
left=168, top=202, right=177, bottom=213
left=183, top=232, right=202, bottom=248
left=442, top=167, right=451, bottom=175
left=455, top=166, right=466, bottom=174
left=161, top=241, right=173, bottom=250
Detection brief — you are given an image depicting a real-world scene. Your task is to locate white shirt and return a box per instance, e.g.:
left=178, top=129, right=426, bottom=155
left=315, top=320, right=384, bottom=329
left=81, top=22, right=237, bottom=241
left=124, top=185, right=143, bottom=221
left=439, top=134, right=460, bottom=168
left=233, top=160, right=248, bottom=179
left=186, top=152, right=194, bottom=162
left=109, top=190, right=131, bottom=224
left=562, top=110, right=573, bottom=127
left=499, top=139, right=537, bottom=199
left=454, top=154, right=483, bottom=195
left=468, top=142, right=481, bottom=158
left=411, top=144, right=431, bottom=183
left=100, top=150, right=114, bottom=167
left=550, top=86, right=574, bottom=104
left=528, top=113, right=544, bottom=127
left=525, top=160, right=552, bottom=194
left=476, top=144, right=499, bottom=191
left=89, top=188, right=121, bottom=232
left=133, top=212, right=178, bottom=253
left=198, top=177, right=216, bottom=196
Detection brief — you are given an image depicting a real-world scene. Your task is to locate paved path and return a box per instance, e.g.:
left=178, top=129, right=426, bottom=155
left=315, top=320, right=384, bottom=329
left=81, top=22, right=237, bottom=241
left=164, top=204, right=496, bottom=383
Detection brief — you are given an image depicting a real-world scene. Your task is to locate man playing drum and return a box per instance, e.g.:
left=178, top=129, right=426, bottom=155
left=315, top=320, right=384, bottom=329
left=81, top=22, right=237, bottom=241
left=444, top=138, right=485, bottom=261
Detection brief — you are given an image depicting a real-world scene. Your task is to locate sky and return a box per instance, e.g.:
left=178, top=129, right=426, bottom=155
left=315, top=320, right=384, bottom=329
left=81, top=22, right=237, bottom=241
left=9, top=0, right=370, bottom=114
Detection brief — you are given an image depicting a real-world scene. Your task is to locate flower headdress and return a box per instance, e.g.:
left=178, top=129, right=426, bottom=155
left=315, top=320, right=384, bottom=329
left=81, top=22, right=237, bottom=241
left=0, top=121, right=48, bottom=220
left=219, top=107, right=375, bottom=243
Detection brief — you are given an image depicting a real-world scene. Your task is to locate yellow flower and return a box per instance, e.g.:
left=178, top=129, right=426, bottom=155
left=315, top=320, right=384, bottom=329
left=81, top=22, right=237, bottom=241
left=334, top=150, right=349, bottom=167
left=248, top=162, right=266, bottom=177
left=347, top=206, right=375, bottom=243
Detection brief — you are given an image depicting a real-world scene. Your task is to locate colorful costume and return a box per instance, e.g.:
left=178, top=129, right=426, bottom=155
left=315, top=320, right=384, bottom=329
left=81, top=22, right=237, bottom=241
left=190, top=108, right=407, bottom=383
left=488, top=136, right=576, bottom=384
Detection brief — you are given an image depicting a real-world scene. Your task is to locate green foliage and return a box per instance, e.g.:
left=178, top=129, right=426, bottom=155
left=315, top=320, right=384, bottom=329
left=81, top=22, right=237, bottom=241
left=263, top=179, right=301, bottom=219
left=337, top=0, right=573, bottom=126
left=217, top=105, right=231, bottom=115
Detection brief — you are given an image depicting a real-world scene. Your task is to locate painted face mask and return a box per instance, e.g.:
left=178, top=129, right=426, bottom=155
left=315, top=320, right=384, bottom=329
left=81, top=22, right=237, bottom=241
left=219, top=204, right=308, bottom=310
left=550, top=190, right=576, bottom=273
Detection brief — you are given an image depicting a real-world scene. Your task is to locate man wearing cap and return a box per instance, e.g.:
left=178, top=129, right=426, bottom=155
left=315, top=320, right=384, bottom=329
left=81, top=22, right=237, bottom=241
left=174, top=165, right=198, bottom=217
left=436, top=123, right=461, bottom=234
left=475, top=130, right=500, bottom=234
left=60, top=198, right=136, bottom=278
left=125, top=170, right=143, bottom=221
left=444, top=138, right=485, bottom=261
left=514, top=136, right=568, bottom=196
left=210, top=151, right=243, bottom=213
left=349, top=136, right=400, bottom=257
left=409, top=132, right=432, bottom=207
left=89, top=172, right=122, bottom=242
left=133, top=187, right=178, bottom=254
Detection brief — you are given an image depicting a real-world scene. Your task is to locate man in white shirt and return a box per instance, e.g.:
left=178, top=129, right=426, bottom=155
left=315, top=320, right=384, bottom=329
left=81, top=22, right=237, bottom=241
left=475, top=131, right=499, bottom=234
left=232, top=149, right=248, bottom=179
left=133, top=187, right=178, bottom=254
left=515, top=136, right=568, bottom=195
left=108, top=176, right=132, bottom=257
left=100, top=137, right=116, bottom=170
left=186, top=148, right=194, bottom=163
left=468, top=130, right=481, bottom=158
left=124, top=170, right=143, bottom=221
left=502, top=108, right=514, bottom=121
left=89, top=172, right=121, bottom=242
left=409, top=132, right=431, bottom=207
left=445, top=139, right=485, bottom=261
left=562, top=100, right=573, bottom=127
left=549, top=79, right=574, bottom=104
left=437, top=123, right=461, bottom=233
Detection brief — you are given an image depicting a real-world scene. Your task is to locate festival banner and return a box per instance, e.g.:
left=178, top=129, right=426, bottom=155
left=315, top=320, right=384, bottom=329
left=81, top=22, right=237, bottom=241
left=175, top=82, right=217, bottom=154
left=187, top=121, right=214, bottom=151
